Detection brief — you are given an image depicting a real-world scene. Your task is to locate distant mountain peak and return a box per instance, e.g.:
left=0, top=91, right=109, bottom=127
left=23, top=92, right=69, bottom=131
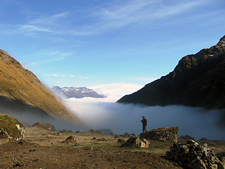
left=52, top=86, right=106, bottom=99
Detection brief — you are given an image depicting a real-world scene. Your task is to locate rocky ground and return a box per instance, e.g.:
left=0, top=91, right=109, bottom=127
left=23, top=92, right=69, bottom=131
left=0, top=127, right=224, bottom=169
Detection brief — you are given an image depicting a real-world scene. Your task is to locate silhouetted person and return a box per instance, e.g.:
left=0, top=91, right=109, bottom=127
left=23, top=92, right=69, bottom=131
left=141, top=116, right=148, bottom=133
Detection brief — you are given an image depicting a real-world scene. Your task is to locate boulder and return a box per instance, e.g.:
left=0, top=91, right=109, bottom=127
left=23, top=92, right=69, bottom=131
left=66, top=136, right=76, bottom=141
left=121, top=137, right=150, bottom=148
left=32, top=122, right=56, bottom=132
left=61, top=136, right=76, bottom=144
left=0, top=114, right=25, bottom=140
left=140, top=126, right=179, bottom=142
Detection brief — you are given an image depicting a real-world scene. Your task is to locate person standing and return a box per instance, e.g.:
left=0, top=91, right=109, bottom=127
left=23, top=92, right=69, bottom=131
left=141, top=116, right=148, bottom=133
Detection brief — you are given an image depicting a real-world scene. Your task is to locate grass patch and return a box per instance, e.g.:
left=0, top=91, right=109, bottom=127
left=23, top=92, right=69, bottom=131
left=0, top=114, right=24, bottom=139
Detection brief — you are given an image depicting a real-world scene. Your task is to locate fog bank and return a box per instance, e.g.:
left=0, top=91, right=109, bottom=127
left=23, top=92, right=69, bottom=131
left=64, top=97, right=225, bottom=140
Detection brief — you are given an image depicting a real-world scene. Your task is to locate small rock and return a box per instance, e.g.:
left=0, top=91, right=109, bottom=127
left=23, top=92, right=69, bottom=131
left=121, top=137, right=150, bottom=148
left=66, top=136, right=76, bottom=141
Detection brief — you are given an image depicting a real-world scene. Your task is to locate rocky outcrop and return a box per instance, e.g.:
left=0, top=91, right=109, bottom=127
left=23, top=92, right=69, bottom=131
left=121, top=137, right=150, bottom=148
left=32, top=122, right=56, bottom=132
left=0, top=114, right=25, bottom=140
left=85, top=129, right=103, bottom=135
left=140, top=127, right=179, bottom=142
left=166, top=139, right=225, bottom=169
left=117, top=36, right=225, bottom=110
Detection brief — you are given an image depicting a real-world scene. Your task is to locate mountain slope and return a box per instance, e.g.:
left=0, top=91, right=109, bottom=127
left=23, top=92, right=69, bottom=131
left=0, top=50, right=85, bottom=129
left=117, top=36, right=225, bottom=109
left=52, top=86, right=105, bottom=99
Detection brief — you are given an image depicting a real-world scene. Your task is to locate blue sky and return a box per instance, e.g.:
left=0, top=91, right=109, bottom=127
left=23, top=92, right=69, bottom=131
left=0, top=0, right=225, bottom=93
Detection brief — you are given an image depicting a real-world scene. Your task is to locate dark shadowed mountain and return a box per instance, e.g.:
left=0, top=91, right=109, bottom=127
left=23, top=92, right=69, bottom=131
left=117, top=35, right=225, bottom=110
left=0, top=49, right=86, bottom=130
left=52, top=86, right=106, bottom=99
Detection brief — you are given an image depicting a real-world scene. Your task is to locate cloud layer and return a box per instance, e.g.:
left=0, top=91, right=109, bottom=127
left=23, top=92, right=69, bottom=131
left=61, top=83, right=225, bottom=140
left=64, top=99, right=225, bottom=140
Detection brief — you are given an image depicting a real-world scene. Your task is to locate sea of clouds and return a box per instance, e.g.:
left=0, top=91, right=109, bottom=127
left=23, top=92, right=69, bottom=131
left=62, top=83, right=225, bottom=140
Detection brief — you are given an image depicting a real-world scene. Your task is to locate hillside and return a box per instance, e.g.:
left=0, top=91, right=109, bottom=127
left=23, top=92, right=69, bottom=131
left=0, top=50, right=85, bottom=129
left=117, top=36, right=225, bottom=110
left=52, top=86, right=105, bottom=99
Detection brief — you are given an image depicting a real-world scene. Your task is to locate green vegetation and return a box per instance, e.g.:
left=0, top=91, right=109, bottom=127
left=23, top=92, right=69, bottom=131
left=0, top=114, right=24, bottom=139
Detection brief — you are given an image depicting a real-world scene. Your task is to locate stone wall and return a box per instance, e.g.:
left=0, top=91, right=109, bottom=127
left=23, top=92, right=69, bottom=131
left=140, top=126, right=179, bottom=142
left=166, top=140, right=225, bottom=169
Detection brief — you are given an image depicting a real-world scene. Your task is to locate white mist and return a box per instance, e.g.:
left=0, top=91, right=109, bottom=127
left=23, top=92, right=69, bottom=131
left=64, top=97, right=225, bottom=141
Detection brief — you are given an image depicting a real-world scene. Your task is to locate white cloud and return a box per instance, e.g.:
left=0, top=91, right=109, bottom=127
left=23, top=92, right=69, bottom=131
left=89, top=83, right=144, bottom=102
left=78, top=76, right=90, bottom=79
left=17, top=12, right=68, bottom=35
left=47, top=73, right=89, bottom=80
left=15, top=0, right=210, bottom=37
left=25, top=50, right=72, bottom=66
left=60, top=83, right=143, bottom=104
left=18, top=25, right=54, bottom=33
left=80, top=0, right=209, bottom=35
left=30, top=12, right=68, bottom=26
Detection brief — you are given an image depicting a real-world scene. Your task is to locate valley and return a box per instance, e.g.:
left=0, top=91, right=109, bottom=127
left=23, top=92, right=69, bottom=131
left=0, top=126, right=225, bottom=169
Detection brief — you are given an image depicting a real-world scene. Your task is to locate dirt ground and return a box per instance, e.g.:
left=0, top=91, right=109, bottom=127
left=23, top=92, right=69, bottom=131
left=0, top=127, right=224, bottom=169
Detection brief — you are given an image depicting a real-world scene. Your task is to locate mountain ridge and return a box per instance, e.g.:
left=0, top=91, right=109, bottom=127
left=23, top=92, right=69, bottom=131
left=0, top=49, right=86, bottom=129
left=117, top=35, right=225, bottom=110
